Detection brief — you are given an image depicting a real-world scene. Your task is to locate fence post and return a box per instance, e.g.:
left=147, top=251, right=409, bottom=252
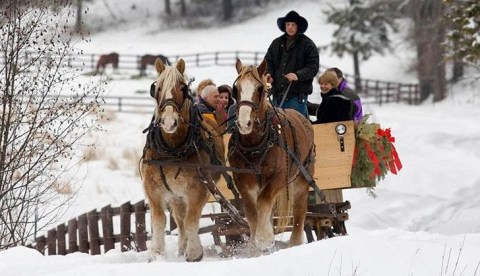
left=363, top=79, right=369, bottom=97
left=87, top=209, right=101, bottom=255
left=47, top=229, right=57, bottom=255
left=386, top=82, right=391, bottom=104
left=57, top=224, right=67, bottom=255
left=91, top=54, right=95, bottom=71
left=397, top=84, right=401, bottom=103
left=196, top=53, right=200, bottom=67
left=118, top=98, right=122, bottom=112
left=101, top=205, right=115, bottom=253
left=36, top=235, right=46, bottom=255
left=215, top=52, right=219, bottom=66
left=78, top=213, right=89, bottom=253
left=120, top=202, right=132, bottom=252
left=68, top=218, right=78, bottom=253
left=134, top=200, right=148, bottom=252
left=375, top=81, right=381, bottom=105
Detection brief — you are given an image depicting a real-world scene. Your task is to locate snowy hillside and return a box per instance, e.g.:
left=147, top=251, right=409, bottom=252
left=2, top=1, right=480, bottom=275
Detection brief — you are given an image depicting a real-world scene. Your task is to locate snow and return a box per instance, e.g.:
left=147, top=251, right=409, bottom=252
left=2, top=1, right=480, bottom=275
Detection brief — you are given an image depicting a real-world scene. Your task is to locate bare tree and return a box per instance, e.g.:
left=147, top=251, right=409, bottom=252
left=1, top=0, right=104, bottom=250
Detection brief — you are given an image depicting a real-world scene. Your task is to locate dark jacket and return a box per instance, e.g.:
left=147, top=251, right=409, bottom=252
left=338, top=80, right=363, bottom=122
left=314, top=88, right=354, bottom=124
left=265, top=33, right=319, bottom=100
left=308, top=79, right=363, bottom=121
left=197, top=97, right=216, bottom=118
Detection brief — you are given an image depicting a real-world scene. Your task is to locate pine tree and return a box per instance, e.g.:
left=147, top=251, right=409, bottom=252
left=325, top=0, right=401, bottom=92
left=444, top=0, right=480, bottom=65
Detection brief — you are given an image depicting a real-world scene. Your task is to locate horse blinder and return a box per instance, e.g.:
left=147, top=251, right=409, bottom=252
left=150, top=81, right=157, bottom=98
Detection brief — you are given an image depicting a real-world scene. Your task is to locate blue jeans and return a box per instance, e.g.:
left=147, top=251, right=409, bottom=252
left=273, top=95, right=308, bottom=118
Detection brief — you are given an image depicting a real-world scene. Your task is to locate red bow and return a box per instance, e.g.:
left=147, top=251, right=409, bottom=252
left=377, top=128, right=402, bottom=174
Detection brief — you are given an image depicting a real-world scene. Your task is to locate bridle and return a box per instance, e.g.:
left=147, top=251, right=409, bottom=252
left=150, top=80, right=191, bottom=113
left=234, top=66, right=269, bottom=126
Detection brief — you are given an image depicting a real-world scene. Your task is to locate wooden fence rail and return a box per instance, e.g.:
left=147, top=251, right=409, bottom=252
left=5, top=50, right=420, bottom=105
left=31, top=200, right=148, bottom=256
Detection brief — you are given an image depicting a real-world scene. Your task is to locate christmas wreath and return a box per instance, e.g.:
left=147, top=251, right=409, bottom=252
left=351, top=114, right=402, bottom=188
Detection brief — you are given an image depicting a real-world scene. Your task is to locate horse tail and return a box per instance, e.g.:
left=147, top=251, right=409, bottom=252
left=274, top=185, right=292, bottom=234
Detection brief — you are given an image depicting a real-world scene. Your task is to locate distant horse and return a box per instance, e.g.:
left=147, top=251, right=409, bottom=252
left=141, top=58, right=225, bottom=261
left=228, top=58, right=315, bottom=251
left=139, top=54, right=171, bottom=76
left=95, top=52, right=119, bottom=74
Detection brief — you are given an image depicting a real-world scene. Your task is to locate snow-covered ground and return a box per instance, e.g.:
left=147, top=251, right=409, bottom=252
left=2, top=1, right=480, bottom=275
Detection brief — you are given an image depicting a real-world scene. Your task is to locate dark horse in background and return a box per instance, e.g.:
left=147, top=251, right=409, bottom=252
left=139, top=54, right=171, bottom=76
left=228, top=58, right=315, bottom=252
left=95, top=52, right=119, bottom=74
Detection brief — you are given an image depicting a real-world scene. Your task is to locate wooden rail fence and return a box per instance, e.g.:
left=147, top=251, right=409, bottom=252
left=5, top=50, right=420, bottom=105
left=31, top=200, right=148, bottom=256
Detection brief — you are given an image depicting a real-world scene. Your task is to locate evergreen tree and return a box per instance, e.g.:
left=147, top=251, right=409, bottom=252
left=325, top=0, right=401, bottom=92
left=444, top=0, right=480, bottom=65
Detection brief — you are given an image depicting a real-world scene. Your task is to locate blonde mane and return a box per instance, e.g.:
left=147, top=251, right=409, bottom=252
left=154, top=63, right=188, bottom=121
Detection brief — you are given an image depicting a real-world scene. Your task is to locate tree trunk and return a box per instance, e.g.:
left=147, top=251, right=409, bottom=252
left=351, top=36, right=362, bottom=92
left=164, top=0, right=171, bottom=15
left=180, top=0, right=186, bottom=17
left=349, top=0, right=362, bottom=92
left=412, top=0, right=446, bottom=102
left=222, top=0, right=233, bottom=21
left=452, top=58, right=464, bottom=83
left=75, top=0, right=82, bottom=32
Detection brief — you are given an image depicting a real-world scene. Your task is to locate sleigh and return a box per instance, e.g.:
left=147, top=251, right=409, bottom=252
left=143, top=59, right=402, bottom=260
left=193, top=120, right=356, bottom=253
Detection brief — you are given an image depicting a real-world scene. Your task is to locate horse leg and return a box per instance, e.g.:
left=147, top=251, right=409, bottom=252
left=254, top=180, right=282, bottom=251
left=183, top=187, right=208, bottom=262
left=288, top=179, right=309, bottom=247
left=169, top=198, right=187, bottom=256
left=145, top=187, right=167, bottom=258
left=233, top=174, right=258, bottom=239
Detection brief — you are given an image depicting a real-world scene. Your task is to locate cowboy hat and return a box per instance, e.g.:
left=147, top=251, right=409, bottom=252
left=277, top=10, right=308, bottom=34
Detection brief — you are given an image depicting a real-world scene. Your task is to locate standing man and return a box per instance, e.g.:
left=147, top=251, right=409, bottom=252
left=265, top=10, right=319, bottom=118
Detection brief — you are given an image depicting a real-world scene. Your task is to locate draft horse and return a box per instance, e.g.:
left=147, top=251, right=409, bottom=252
left=139, top=54, right=171, bottom=76
left=228, top=59, right=315, bottom=251
left=96, top=52, right=119, bottom=74
left=141, top=58, right=225, bottom=261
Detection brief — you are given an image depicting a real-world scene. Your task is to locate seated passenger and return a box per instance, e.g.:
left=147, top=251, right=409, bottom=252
left=216, top=84, right=236, bottom=132
left=313, top=71, right=356, bottom=124
left=197, top=85, right=220, bottom=121
left=194, top=78, right=216, bottom=104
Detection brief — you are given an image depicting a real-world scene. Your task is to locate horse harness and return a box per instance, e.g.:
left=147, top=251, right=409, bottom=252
left=229, top=107, right=315, bottom=189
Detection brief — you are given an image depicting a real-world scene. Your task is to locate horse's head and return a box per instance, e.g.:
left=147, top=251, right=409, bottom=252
left=233, top=58, right=268, bottom=135
left=151, top=58, right=189, bottom=133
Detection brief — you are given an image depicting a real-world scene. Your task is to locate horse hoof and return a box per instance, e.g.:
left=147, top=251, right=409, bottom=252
left=186, top=252, right=203, bottom=262
left=148, top=253, right=163, bottom=263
